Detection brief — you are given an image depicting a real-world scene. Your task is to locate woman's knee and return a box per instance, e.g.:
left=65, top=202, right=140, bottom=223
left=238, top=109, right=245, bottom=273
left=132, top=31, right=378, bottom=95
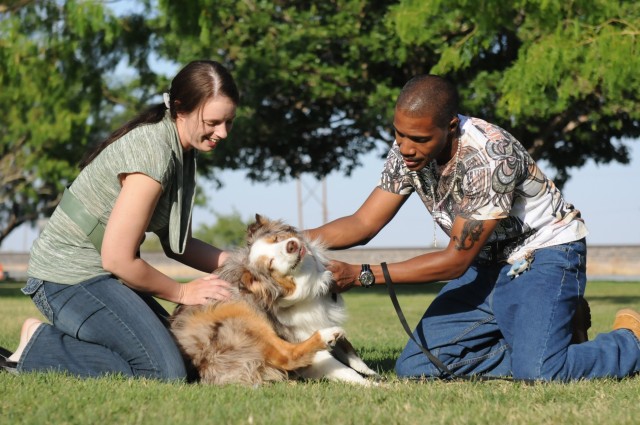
left=155, top=358, right=188, bottom=381
left=134, top=348, right=188, bottom=381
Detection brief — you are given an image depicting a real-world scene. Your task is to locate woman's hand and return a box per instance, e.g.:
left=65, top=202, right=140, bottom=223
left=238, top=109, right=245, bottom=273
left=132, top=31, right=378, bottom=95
left=326, top=260, right=360, bottom=293
left=178, top=274, right=232, bottom=305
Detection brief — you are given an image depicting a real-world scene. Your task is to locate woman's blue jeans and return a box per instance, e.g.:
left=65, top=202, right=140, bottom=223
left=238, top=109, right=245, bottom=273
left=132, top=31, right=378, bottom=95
left=395, top=239, right=640, bottom=381
left=18, top=275, right=187, bottom=380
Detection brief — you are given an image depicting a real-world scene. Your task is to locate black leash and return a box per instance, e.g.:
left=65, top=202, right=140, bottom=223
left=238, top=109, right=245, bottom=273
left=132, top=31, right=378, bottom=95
left=381, top=262, right=508, bottom=382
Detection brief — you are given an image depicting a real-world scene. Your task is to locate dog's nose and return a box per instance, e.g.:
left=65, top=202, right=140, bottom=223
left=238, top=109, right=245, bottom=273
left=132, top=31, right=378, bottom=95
left=286, top=239, right=299, bottom=254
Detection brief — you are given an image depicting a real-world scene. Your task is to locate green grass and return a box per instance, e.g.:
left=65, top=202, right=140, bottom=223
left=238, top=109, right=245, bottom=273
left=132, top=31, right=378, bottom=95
left=1, top=281, right=640, bottom=425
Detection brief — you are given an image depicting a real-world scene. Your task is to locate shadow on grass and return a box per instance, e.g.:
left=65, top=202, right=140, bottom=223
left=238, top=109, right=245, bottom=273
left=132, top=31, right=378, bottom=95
left=346, top=282, right=448, bottom=298
left=0, top=282, right=26, bottom=298
left=371, top=357, right=398, bottom=374
left=580, top=294, right=640, bottom=305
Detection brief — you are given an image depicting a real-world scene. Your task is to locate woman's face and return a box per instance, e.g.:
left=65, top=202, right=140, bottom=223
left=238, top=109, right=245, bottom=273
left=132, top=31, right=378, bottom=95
left=176, top=96, right=237, bottom=152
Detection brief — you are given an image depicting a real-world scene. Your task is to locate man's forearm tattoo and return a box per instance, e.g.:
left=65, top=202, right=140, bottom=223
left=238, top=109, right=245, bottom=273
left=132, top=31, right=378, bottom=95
left=453, top=220, right=484, bottom=251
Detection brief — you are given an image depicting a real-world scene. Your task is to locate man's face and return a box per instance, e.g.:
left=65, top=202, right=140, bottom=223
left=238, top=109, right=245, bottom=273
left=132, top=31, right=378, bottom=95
left=392, top=108, right=458, bottom=171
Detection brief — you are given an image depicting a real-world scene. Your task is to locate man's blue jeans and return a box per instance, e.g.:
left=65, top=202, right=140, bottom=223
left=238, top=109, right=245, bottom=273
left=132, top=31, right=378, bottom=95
left=395, top=239, right=640, bottom=380
left=18, top=275, right=187, bottom=380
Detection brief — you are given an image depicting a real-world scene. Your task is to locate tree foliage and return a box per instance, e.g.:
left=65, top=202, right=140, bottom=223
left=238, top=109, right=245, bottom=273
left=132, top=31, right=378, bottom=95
left=155, top=0, right=419, bottom=182
left=153, top=0, right=639, bottom=186
left=192, top=210, right=251, bottom=250
left=139, top=211, right=249, bottom=252
left=2, top=0, right=639, bottom=245
left=389, top=0, right=640, bottom=184
left=152, top=0, right=640, bottom=185
left=0, top=0, right=158, bottom=245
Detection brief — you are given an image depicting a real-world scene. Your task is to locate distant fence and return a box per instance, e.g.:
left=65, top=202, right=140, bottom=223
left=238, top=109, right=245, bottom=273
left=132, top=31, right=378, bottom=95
left=2, top=245, right=639, bottom=281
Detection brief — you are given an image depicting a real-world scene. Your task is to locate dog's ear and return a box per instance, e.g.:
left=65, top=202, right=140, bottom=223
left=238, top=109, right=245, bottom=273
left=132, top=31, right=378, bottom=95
left=239, top=269, right=278, bottom=309
left=247, top=214, right=266, bottom=237
left=239, top=269, right=257, bottom=289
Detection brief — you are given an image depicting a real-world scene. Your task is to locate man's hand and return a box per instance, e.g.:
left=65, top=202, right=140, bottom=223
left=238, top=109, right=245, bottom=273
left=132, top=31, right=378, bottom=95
left=326, top=260, right=360, bottom=292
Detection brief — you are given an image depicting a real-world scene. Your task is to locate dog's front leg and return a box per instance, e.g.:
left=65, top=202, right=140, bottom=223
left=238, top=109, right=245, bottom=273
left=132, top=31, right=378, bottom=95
left=263, top=327, right=345, bottom=371
left=330, top=338, right=380, bottom=378
left=296, top=350, right=374, bottom=386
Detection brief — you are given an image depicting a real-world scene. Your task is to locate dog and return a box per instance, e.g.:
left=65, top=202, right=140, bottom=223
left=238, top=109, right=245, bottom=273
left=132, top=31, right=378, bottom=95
left=169, top=214, right=379, bottom=386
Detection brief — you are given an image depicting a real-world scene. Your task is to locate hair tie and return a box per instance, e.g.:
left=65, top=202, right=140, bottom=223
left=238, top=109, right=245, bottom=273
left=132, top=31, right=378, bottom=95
left=163, top=92, right=171, bottom=109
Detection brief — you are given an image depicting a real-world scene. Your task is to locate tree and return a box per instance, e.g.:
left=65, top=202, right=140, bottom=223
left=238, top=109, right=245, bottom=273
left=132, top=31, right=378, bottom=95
left=192, top=211, right=251, bottom=249
left=155, top=0, right=418, bottom=182
left=2, top=0, right=639, bottom=245
left=0, top=0, right=159, bottom=245
left=154, top=0, right=639, bottom=186
left=139, top=209, right=248, bottom=252
left=388, top=0, right=640, bottom=185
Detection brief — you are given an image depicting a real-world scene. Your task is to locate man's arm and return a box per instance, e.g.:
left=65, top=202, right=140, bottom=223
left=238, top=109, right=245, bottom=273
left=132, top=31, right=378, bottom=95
left=328, top=214, right=500, bottom=291
left=306, top=187, right=408, bottom=249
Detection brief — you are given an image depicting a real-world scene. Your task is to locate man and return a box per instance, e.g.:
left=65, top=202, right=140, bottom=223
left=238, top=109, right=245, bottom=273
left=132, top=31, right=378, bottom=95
left=306, top=75, right=640, bottom=381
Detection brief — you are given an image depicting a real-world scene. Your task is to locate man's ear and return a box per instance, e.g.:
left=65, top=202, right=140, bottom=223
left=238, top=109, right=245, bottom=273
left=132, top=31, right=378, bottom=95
left=449, top=115, right=459, bottom=132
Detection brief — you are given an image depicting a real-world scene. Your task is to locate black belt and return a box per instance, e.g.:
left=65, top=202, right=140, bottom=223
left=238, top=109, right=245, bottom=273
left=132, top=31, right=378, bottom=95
left=480, top=229, right=537, bottom=263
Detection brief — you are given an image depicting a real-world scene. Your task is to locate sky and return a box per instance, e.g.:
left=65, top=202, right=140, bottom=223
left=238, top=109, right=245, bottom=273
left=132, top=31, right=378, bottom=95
left=2, top=141, right=638, bottom=253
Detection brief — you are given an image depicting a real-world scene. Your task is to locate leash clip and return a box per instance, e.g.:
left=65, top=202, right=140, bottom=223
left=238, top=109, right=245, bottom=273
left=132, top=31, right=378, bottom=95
left=507, top=254, right=533, bottom=278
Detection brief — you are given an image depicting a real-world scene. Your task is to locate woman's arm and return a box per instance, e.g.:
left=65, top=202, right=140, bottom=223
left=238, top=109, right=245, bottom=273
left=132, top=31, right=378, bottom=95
left=101, top=173, right=230, bottom=305
left=164, top=231, right=229, bottom=273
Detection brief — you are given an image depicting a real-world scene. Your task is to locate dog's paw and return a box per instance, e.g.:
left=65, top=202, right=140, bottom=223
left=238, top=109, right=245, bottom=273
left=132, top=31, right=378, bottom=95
left=318, top=326, right=345, bottom=347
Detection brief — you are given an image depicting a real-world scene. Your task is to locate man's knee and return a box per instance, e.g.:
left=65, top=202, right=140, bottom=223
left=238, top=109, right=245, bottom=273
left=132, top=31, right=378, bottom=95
left=395, top=352, right=440, bottom=379
left=511, top=357, right=564, bottom=382
left=395, top=356, right=415, bottom=378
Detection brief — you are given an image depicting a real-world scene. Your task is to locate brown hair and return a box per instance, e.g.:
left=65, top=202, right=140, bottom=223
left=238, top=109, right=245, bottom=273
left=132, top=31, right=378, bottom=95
left=80, top=60, right=239, bottom=169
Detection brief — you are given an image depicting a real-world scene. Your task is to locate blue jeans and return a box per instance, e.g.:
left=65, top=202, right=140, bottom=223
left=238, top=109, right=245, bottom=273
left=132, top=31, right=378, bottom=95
left=18, top=275, right=186, bottom=380
left=395, top=239, right=640, bottom=381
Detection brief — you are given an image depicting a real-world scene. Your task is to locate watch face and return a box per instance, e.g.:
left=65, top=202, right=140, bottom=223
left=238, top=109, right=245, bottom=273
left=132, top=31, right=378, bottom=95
left=359, top=271, right=375, bottom=287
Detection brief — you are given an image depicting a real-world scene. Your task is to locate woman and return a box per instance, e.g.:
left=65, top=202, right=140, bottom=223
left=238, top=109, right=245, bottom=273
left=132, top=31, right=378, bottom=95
left=0, top=60, right=239, bottom=380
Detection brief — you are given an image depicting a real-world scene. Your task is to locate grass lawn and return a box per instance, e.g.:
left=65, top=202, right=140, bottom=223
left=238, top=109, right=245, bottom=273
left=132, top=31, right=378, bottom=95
left=1, top=280, right=640, bottom=425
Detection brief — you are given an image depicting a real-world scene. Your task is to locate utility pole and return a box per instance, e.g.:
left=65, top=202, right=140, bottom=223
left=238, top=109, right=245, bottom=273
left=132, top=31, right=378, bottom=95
left=296, top=177, right=304, bottom=229
left=296, top=175, right=328, bottom=229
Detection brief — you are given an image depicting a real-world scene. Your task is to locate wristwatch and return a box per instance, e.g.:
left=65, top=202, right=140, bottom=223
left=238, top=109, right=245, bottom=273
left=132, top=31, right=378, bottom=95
left=358, top=264, right=375, bottom=288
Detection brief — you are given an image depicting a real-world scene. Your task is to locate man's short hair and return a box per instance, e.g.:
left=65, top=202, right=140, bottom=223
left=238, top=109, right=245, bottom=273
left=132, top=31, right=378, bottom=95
left=396, top=75, right=459, bottom=127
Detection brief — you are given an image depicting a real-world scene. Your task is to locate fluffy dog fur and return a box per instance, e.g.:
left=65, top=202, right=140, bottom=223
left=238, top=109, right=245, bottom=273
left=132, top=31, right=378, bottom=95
left=170, top=214, right=379, bottom=386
